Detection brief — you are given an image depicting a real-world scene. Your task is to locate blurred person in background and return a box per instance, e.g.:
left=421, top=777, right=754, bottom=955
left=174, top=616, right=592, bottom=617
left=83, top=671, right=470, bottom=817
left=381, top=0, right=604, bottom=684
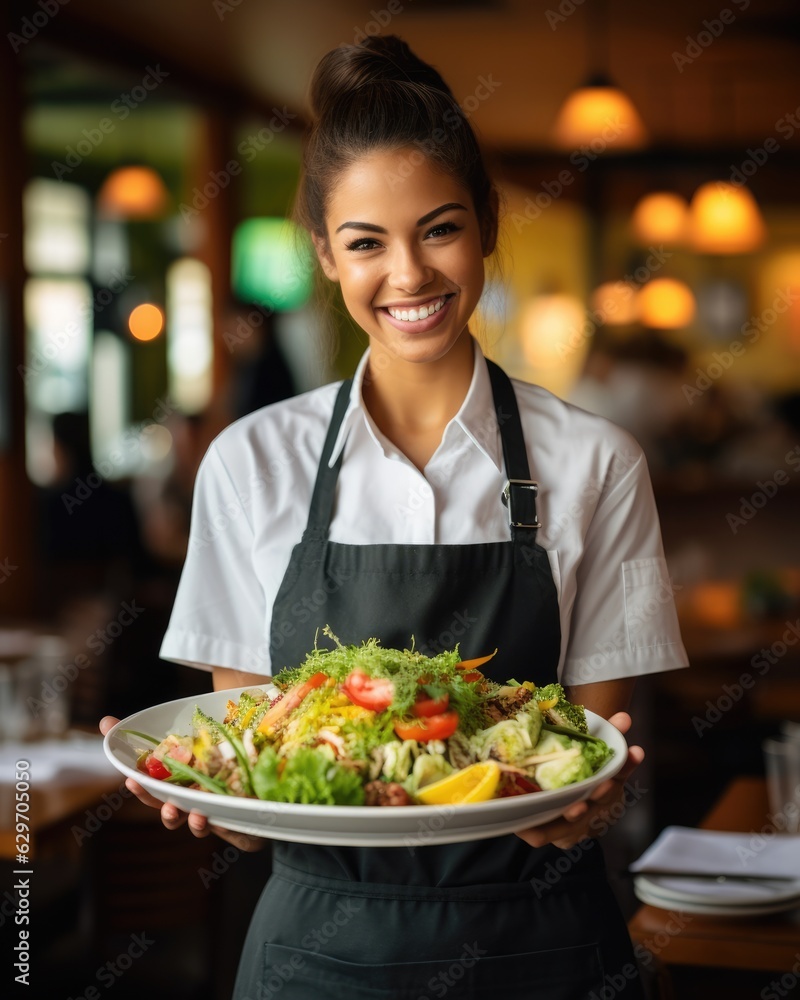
left=35, top=411, right=154, bottom=721
left=569, top=330, right=692, bottom=474
left=224, top=297, right=298, bottom=419
left=37, top=411, right=147, bottom=603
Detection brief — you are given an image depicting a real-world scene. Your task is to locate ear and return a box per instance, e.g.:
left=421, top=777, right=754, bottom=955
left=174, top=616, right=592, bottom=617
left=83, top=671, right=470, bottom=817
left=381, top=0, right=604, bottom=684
left=480, top=188, right=499, bottom=257
left=311, top=232, right=339, bottom=282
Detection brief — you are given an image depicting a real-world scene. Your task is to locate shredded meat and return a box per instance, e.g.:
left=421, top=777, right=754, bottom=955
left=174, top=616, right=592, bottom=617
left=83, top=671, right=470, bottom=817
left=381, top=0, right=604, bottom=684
left=364, top=781, right=412, bottom=807
left=484, top=686, right=532, bottom=723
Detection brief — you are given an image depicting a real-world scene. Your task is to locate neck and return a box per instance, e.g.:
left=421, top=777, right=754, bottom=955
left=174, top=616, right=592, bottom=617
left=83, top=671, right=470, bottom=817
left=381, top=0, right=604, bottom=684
left=361, top=332, right=476, bottom=470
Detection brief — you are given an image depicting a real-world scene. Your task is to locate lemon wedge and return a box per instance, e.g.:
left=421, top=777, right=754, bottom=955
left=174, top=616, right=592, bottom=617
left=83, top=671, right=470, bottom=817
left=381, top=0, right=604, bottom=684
left=415, top=761, right=501, bottom=805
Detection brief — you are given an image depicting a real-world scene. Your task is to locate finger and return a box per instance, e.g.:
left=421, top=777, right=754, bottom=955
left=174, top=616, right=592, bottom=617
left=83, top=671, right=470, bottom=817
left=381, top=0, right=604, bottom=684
left=515, top=816, right=588, bottom=849
left=122, top=777, right=189, bottom=827
left=516, top=805, right=590, bottom=845
left=187, top=813, right=265, bottom=852
left=606, top=711, right=631, bottom=735
left=586, top=746, right=644, bottom=804
left=207, top=825, right=266, bottom=852
left=517, top=762, right=641, bottom=848
left=561, top=798, right=591, bottom=821
left=99, top=716, right=121, bottom=736
left=124, top=777, right=172, bottom=810
left=161, top=801, right=189, bottom=829
left=613, top=745, right=645, bottom=783
left=623, top=744, right=645, bottom=768
left=187, top=811, right=212, bottom=837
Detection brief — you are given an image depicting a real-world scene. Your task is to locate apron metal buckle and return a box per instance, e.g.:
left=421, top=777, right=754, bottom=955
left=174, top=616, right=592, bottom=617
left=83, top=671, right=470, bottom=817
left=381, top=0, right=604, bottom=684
left=501, top=479, right=542, bottom=530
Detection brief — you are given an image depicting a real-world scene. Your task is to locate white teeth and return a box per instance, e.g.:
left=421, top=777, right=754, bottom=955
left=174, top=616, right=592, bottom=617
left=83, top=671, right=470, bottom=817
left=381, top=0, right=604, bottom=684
left=387, top=296, right=447, bottom=322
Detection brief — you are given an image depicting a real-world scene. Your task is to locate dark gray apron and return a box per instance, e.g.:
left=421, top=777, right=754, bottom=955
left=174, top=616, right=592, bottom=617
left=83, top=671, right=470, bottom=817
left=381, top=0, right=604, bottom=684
left=233, top=359, right=644, bottom=999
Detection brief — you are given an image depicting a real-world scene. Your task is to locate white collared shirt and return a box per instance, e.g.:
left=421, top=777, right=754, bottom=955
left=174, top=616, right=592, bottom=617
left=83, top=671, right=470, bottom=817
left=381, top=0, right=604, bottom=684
left=160, top=337, right=689, bottom=685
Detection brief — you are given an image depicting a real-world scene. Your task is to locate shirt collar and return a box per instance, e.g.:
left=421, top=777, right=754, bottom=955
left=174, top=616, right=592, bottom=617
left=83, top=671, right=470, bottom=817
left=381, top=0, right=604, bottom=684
left=327, top=336, right=504, bottom=474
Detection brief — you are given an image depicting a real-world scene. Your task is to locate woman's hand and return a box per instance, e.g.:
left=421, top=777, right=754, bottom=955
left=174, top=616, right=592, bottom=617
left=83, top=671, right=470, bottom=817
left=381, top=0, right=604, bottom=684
left=99, top=716, right=266, bottom=853
left=514, top=712, right=644, bottom=851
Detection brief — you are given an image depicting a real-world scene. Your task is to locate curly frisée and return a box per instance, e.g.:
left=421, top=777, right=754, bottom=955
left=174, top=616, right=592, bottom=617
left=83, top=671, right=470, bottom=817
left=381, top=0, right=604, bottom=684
left=128, top=628, right=615, bottom=807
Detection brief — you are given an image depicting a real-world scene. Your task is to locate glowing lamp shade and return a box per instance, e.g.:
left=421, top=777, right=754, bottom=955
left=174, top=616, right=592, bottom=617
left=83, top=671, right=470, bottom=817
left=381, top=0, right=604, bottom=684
left=553, top=82, right=647, bottom=151
left=97, top=167, right=169, bottom=219
left=128, top=303, right=164, bottom=341
left=689, top=182, right=766, bottom=254
left=631, top=192, right=689, bottom=246
left=232, top=218, right=313, bottom=312
left=638, top=279, right=696, bottom=330
left=520, top=294, right=587, bottom=369
left=590, top=281, right=640, bottom=326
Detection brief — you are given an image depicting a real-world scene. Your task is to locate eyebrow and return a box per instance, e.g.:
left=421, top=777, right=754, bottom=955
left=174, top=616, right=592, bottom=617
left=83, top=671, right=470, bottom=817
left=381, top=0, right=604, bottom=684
left=334, top=202, right=467, bottom=235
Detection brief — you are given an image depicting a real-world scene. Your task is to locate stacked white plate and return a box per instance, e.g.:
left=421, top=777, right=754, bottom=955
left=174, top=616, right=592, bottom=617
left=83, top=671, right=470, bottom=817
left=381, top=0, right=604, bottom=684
left=629, top=826, right=800, bottom=917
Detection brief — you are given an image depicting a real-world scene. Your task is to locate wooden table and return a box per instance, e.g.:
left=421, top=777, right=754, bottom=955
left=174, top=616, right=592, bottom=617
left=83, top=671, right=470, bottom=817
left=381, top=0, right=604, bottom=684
left=629, top=776, right=800, bottom=973
left=0, top=768, right=123, bottom=859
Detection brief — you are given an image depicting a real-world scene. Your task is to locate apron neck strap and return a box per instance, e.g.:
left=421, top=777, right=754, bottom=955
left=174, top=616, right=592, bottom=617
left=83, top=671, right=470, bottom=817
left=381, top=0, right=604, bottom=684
left=486, top=360, right=542, bottom=539
left=304, top=358, right=538, bottom=539
left=485, top=359, right=530, bottom=480
left=304, top=378, right=352, bottom=539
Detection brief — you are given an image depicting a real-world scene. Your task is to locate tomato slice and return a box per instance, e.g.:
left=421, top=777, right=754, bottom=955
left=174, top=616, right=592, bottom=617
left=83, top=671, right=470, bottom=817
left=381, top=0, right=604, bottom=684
left=459, top=671, right=483, bottom=684
left=498, top=773, right=541, bottom=797
left=145, top=755, right=171, bottom=780
left=412, top=692, right=449, bottom=717
left=258, top=672, right=328, bottom=732
left=455, top=649, right=497, bottom=671
left=341, top=670, right=395, bottom=712
left=394, top=711, right=459, bottom=742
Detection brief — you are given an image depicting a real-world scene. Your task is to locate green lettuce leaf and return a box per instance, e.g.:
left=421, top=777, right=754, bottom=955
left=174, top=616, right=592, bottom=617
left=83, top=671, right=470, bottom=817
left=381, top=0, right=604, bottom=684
left=252, top=747, right=365, bottom=805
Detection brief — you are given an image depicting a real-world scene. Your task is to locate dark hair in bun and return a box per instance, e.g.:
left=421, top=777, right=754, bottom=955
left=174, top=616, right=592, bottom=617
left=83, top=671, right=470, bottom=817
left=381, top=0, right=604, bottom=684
left=294, top=35, right=498, bottom=253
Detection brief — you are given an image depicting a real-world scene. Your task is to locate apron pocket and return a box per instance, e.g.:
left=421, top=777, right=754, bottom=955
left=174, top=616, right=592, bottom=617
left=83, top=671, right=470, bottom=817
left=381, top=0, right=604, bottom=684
left=261, top=941, right=605, bottom=999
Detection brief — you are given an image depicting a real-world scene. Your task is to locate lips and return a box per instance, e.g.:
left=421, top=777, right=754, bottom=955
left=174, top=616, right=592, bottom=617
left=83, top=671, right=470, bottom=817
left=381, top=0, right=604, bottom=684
left=378, top=293, right=456, bottom=333
left=384, top=295, right=448, bottom=322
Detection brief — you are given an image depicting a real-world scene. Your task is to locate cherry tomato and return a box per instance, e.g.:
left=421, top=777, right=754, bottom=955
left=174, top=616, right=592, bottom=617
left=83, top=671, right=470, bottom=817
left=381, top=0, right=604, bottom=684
left=459, top=671, right=483, bottom=684
left=145, top=755, right=171, bottom=780
left=394, top=711, right=459, bottom=742
left=341, top=670, right=395, bottom=712
left=412, top=692, right=450, bottom=717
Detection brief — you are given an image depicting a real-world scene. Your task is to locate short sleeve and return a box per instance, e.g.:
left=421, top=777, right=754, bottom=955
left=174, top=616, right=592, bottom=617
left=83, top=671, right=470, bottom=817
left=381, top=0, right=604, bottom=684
left=561, top=449, right=689, bottom=686
left=159, top=443, right=270, bottom=674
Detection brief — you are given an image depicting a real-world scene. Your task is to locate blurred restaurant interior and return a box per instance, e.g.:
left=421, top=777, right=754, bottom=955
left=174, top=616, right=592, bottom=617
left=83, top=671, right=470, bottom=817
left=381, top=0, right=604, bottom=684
left=1, top=0, right=800, bottom=997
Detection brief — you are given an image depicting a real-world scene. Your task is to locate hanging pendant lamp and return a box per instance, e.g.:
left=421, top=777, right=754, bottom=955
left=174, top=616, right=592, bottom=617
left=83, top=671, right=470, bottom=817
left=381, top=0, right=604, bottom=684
left=552, top=0, right=647, bottom=152
left=97, top=165, right=170, bottom=219
left=554, top=72, right=647, bottom=151
left=631, top=192, right=690, bottom=246
left=688, top=181, right=766, bottom=254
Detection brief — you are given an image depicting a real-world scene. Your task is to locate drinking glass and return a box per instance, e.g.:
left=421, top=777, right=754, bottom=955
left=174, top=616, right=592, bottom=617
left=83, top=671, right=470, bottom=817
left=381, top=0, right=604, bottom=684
left=0, top=632, right=70, bottom=742
left=762, top=736, right=800, bottom=834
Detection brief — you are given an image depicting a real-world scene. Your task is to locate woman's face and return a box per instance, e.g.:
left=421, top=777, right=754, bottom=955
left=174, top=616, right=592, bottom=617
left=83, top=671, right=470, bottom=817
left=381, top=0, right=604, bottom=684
left=314, top=148, right=493, bottom=369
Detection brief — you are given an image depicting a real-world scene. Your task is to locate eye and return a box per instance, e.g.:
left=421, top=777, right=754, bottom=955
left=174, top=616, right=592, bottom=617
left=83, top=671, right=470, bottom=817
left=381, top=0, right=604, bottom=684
left=425, top=221, right=461, bottom=239
left=344, top=237, right=381, bottom=253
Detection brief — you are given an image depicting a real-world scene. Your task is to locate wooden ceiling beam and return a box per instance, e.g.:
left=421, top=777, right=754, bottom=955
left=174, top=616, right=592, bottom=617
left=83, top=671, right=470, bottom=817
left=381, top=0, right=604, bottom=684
left=28, top=8, right=307, bottom=131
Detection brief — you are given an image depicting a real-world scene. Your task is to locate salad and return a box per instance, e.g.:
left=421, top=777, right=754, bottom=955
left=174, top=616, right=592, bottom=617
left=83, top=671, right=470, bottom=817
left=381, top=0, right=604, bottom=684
left=130, top=629, right=614, bottom=807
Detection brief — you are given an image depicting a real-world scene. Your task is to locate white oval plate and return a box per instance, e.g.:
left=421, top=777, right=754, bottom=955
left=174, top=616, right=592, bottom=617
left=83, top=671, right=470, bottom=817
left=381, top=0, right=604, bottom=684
left=103, top=686, right=627, bottom=847
left=633, top=877, right=800, bottom=917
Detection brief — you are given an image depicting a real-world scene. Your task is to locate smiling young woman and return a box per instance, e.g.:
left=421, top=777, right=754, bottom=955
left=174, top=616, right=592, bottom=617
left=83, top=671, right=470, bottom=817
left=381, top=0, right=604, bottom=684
left=101, top=33, right=688, bottom=1000
left=312, top=149, right=491, bottom=469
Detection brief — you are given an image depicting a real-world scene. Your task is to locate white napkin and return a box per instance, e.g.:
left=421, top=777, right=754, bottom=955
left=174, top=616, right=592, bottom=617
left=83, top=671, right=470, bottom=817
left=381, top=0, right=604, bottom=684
left=0, top=733, right=118, bottom=785
left=630, top=825, right=800, bottom=880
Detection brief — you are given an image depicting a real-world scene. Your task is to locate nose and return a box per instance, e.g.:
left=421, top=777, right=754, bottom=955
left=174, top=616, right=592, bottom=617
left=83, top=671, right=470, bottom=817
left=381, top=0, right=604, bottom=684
left=387, top=242, right=434, bottom=293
